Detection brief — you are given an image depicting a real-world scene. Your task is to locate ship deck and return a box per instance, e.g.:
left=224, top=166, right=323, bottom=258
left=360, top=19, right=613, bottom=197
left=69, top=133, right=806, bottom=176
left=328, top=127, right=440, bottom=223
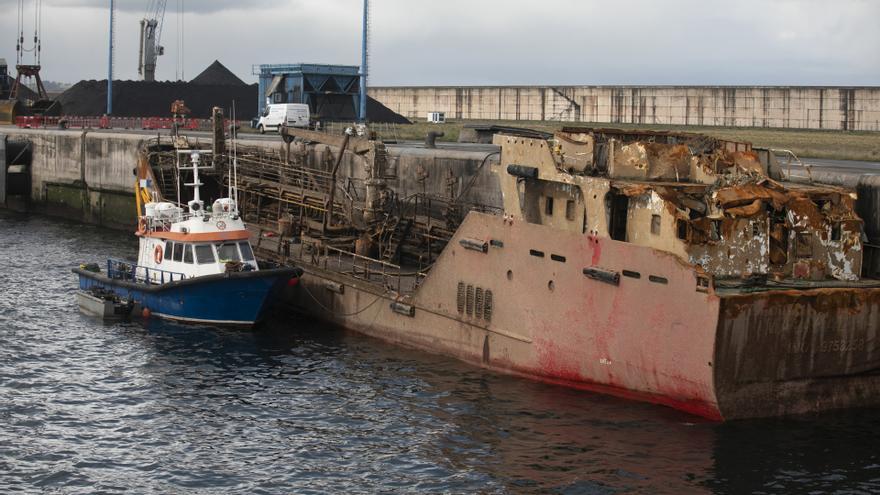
left=249, top=226, right=426, bottom=296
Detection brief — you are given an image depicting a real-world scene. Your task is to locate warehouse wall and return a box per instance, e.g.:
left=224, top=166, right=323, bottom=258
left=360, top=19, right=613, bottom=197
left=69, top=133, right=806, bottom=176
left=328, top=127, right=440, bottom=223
left=369, top=86, right=880, bottom=131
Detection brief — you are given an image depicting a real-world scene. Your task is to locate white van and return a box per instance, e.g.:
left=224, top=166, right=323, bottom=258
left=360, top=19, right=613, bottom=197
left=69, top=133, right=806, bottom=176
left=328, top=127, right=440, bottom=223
left=257, top=103, right=310, bottom=133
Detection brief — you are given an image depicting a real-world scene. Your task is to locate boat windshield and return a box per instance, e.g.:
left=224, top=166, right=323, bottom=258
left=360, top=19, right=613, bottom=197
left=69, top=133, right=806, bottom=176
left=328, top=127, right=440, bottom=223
left=239, top=242, right=255, bottom=261
left=172, top=243, right=184, bottom=262
left=195, top=244, right=215, bottom=264
left=216, top=243, right=241, bottom=262
left=183, top=245, right=194, bottom=264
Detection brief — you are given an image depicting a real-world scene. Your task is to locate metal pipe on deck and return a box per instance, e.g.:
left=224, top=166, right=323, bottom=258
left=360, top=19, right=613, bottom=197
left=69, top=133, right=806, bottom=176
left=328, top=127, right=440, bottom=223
left=323, top=132, right=351, bottom=233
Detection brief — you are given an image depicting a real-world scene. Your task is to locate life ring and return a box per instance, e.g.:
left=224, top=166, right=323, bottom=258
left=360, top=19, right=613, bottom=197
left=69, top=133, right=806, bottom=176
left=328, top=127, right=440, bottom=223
left=154, top=245, right=163, bottom=264
left=216, top=220, right=227, bottom=230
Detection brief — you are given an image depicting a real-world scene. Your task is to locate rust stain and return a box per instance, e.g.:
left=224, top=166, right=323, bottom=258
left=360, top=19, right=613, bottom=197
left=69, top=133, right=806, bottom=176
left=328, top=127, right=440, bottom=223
left=725, top=199, right=763, bottom=217
left=715, top=183, right=789, bottom=211
left=721, top=287, right=880, bottom=319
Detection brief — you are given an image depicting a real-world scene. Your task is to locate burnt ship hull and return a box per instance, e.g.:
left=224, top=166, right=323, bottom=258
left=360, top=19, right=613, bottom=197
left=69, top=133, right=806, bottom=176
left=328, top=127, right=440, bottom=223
left=285, top=212, right=880, bottom=420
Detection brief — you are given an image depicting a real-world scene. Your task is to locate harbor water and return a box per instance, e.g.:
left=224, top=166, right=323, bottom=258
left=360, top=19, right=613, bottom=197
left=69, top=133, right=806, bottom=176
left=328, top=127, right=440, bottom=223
left=3, top=210, right=880, bottom=494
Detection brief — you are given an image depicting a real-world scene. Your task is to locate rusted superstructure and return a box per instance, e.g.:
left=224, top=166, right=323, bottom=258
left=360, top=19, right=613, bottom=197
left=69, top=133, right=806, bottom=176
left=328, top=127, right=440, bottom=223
left=519, top=127, right=864, bottom=282
left=144, top=125, right=880, bottom=420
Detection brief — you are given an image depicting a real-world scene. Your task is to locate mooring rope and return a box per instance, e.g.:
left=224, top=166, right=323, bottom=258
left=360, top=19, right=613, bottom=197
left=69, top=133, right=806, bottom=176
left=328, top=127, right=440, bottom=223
left=299, top=282, right=386, bottom=317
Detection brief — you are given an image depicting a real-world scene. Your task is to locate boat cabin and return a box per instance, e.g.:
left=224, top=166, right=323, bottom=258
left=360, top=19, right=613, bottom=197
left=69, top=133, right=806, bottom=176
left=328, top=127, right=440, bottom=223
left=134, top=151, right=258, bottom=283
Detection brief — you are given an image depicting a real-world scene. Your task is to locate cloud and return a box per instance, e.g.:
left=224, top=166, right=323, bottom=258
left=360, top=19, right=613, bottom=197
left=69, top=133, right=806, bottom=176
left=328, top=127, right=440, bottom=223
left=0, top=0, right=876, bottom=86
left=0, top=0, right=275, bottom=14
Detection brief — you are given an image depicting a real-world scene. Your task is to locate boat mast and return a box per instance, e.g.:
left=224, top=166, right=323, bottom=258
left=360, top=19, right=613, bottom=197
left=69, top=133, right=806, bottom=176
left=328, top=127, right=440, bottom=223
left=178, top=150, right=210, bottom=216
left=175, top=152, right=181, bottom=206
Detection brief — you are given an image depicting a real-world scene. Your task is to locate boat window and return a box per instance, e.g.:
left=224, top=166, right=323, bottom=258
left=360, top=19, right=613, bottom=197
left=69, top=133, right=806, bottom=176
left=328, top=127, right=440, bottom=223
left=217, top=243, right=241, bottom=262
left=676, top=219, right=688, bottom=240
left=606, top=191, right=629, bottom=242
left=195, top=244, right=215, bottom=264
left=239, top=242, right=255, bottom=261
left=164, top=242, right=173, bottom=260
left=831, top=222, right=842, bottom=241
left=651, top=215, right=661, bottom=235
left=183, top=244, right=194, bottom=264
left=173, top=242, right=184, bottom=262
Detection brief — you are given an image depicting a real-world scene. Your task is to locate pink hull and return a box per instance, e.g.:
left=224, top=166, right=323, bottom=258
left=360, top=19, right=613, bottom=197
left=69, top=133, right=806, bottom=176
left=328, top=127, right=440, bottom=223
left=289, top=213, right=880, bottom=420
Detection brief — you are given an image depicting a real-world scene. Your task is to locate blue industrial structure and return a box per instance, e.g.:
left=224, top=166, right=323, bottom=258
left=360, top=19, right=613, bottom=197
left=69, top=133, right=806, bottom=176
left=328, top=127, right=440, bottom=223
left=255, top=63, right=362, bottom=122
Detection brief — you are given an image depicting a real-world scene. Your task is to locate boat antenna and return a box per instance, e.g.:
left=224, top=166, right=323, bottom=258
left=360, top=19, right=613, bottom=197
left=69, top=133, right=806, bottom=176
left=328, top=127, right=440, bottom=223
left=175, top=148, right=181, bottom=205
left=232, top=100, right=239, bottom=210
left=227, top=107, right=233, bottom=201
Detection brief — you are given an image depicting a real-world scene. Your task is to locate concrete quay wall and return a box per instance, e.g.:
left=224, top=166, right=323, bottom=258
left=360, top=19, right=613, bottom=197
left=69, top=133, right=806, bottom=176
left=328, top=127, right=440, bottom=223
left=2, top=129, right=150, bottom=228
left=0, top=129, right=502, bottom=230
left=370, top=86, right=880, bottom=131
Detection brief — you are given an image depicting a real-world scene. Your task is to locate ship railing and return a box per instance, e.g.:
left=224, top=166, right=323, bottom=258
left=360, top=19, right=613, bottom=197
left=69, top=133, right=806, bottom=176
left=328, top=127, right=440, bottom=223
left=141, top=214, right=181, bottom=232
left=107, top=259, right=188, bottom=285
left=140, top=210, right=242, bottom=232
left=297, top=239, right=428, bottom=295
left=15, top=115, right=240, bottom=131
left=773, top=148, right=813, bottom=182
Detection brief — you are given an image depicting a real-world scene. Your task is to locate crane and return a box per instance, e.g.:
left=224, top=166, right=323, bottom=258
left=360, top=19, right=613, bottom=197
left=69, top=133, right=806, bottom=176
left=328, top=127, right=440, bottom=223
left=10, top=0, right=48, bottom=100
left=138, top=0, right=167, bottom=82
left=0, top=0, right=58, bottom=124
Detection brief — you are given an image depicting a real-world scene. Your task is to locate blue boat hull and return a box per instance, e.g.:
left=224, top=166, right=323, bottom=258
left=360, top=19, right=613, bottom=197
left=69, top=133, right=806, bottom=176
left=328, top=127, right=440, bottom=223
left=74, top=267, right=302, bottom=326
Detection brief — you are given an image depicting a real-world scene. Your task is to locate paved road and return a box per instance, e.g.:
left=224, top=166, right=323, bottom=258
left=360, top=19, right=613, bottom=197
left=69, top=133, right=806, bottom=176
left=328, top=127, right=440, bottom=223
left=786, top=157, right=880, bottom=182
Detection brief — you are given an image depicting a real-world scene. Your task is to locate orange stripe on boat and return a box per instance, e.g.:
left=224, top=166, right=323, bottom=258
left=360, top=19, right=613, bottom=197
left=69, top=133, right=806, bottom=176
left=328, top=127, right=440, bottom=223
left=137, top=230, right=250, bottom=242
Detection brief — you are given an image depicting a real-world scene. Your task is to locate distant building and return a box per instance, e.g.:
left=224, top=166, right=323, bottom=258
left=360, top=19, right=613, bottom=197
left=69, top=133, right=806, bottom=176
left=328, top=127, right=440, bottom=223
left=255, top=63, right=361, bottom=121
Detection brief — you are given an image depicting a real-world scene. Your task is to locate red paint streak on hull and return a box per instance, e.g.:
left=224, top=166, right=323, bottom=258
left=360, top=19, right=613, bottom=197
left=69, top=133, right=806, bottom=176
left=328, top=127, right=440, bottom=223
left=489, top=359, right=722, bottom=421
left=589, top=235, right=602, bottom=266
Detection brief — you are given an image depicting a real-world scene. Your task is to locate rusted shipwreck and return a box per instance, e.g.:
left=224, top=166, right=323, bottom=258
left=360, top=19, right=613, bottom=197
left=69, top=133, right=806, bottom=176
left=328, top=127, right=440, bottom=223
left=147, top=125, right=880, bottom=420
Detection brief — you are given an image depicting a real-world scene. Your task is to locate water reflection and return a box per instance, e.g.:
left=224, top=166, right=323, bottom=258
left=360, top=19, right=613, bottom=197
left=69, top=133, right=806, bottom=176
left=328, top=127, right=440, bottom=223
left=3, top=211, right=880, bottom=494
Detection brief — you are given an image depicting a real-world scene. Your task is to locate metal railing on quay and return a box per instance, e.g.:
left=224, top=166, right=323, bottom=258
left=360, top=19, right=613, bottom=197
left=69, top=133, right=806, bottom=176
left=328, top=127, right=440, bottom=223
left=14, top=115, right=239, bottom=132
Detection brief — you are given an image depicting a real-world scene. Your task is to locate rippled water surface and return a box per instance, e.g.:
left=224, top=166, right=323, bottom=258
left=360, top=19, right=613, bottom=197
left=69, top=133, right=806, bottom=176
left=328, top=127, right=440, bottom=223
left=3, top=211, right=880, bottom=494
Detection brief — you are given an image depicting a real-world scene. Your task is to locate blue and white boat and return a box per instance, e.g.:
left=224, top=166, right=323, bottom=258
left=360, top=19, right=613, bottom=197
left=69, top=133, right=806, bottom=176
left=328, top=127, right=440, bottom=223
left=74, top=150, right=301, bottom=327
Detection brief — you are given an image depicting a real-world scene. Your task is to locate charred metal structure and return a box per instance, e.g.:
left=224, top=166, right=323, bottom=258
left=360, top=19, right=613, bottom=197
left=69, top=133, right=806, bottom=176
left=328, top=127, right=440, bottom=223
left=141, top=125, right=880, bottom=420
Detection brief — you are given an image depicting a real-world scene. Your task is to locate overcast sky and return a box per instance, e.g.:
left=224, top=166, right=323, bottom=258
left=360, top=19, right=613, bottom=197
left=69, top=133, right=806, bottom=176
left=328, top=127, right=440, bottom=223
left=1, top=0, right=878, bottom=86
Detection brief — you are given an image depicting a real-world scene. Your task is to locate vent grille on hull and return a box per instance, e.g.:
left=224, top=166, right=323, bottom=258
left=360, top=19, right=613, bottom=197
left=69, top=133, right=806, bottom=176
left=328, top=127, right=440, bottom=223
left=456, top=281, right=492, bottom=322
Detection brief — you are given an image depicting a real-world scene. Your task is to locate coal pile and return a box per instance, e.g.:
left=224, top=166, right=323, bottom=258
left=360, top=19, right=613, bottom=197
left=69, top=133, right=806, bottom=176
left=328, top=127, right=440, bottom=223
left=190, top=60, right=247, bottom=86
left=367, top=97, right=410, bottom=124
left=57, top=59, right=410, bottom=123
left=58, top=80, right=259, bottom=119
